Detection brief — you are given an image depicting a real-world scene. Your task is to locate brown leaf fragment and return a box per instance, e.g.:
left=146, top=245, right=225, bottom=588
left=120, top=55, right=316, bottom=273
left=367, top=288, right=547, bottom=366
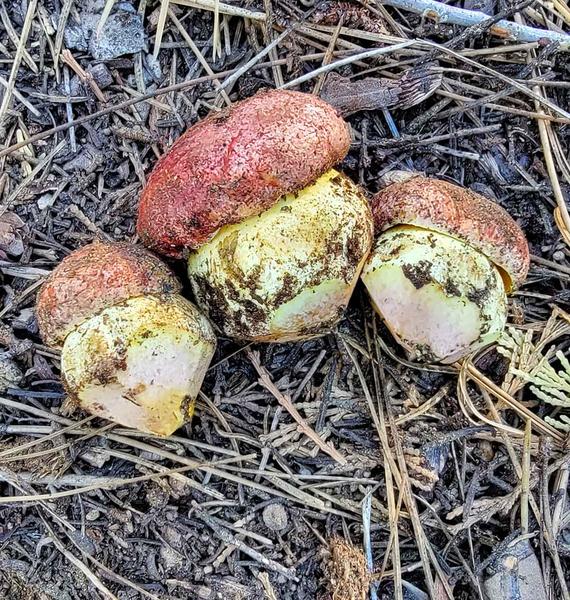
left=321, top=63, right=442, bottom=117
left=0, top=212, right=26, bottom=257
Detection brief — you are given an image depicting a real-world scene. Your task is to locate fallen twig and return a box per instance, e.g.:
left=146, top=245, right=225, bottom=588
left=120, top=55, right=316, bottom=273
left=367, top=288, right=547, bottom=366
left=248, top=350, right=347, bottom=465
left=377, top=0, right=570, bottom=45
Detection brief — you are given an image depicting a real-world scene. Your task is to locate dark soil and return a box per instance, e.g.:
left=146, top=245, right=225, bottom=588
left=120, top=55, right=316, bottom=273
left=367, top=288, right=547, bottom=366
left=1, top=1, right=569, bottom=599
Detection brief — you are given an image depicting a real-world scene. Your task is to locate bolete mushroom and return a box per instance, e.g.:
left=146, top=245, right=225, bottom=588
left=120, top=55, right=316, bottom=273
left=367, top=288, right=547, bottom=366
left=361, top=174, right=529, bottom=363
left=36, top=241, right=216, bottom=436
left=137, top=89, right=374, bottom=342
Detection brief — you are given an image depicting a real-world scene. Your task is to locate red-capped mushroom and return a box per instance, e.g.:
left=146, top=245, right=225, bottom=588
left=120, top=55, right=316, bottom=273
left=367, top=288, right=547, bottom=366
left=37, top=241, right=216, bottom=436
left=137, top=90, right=374, bottom=342
left=361, top=175, right=530, bottom=363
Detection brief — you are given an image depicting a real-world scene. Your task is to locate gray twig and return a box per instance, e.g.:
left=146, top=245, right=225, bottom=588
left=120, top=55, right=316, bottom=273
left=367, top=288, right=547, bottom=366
left=377, top=0, right=570, bottom=45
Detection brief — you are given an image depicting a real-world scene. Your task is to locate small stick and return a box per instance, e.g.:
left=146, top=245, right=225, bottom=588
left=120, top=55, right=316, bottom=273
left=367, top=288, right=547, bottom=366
left=520, top=419, right=532, bottom=534
left=168, top=9, right=231, bottom=106
left=61, top=49, right=107, bottom=103
left=62, top=65, right=76, bottom=153
left=0, top=75, right=40, bottom=116
left=377, top=0, right=570, bottom=45
left=248, top=350, right=347, bottom=465
left=172, top=0, right=266, bottom=21
left=192, top=501, right=298, bottom=580
left=0, top=0, right=38, bottom=126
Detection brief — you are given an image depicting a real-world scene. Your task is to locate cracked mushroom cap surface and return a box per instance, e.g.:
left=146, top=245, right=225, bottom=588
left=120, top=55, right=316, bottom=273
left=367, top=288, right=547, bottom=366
left=137, top=89, right=351, bottom=257
left=37, top=241, right=181, bottom=347
left=371, top=176, right=530, bottom=291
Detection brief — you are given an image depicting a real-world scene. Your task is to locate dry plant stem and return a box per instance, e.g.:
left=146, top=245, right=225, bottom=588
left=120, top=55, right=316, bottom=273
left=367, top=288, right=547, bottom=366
left=172, top=0, right=266, bottom=21
left=0, top=75, right=40, bottom=116
left=248, top=350, right=347, bottom=465
left=96, top=0, right=116, bottom=38
left=167, top=9, right=231, bottom=106
left=362, top=494, right=379, bottom=600
left=258, top=572, right=279, bottom=600
left=0, top=464, right=218, bottom=504
left=521, top=419, right=532, bottom=534
left=53, top=0, right=73, bottom=74
left=362, top=322, right=443, bottom=598
left=153, top=0, right=170, bottom=58
left=552, top=464, right=569, bottom=537
left=174, top=0, right=570, bottom=44
left=0, top=8, right=37, bottom=73
left=0, top=68, right=240, bottom=158
left=422, top=41, right=570, bottom=119
left=539, top=442, right=570, bottom=599
left=38, top=513, right=120, bottom=600
left=0, top=396, right=342, bottom=515
left=217, top=26, right=293, bottom=94
left=341, top=338, right=402, bottom=485
left=0, top=0, right=37, bottom=126
left=536, top=107, right=570, bottom=246
left=461, top=362, right=565, bottom=443
left=384, top=458, right=403, bottom=600
left=192, top=501, right=297, bottom=580
left=377, top=367, right=439, bottom=597
left=312, top=19, right=344, bottom=97
left=375, top=0, right=570, bottom=44
left=60, top=49, right=106, bottom=102
left=281, top=40, right=416, bottom=89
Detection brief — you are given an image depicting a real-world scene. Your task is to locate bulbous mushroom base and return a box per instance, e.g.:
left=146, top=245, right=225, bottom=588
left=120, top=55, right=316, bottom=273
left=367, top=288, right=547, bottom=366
left=187, top=169, right=374, bottom=342
left=61, top=295, right=216, bottom=436
left=361, top=227, right=507, bottom=363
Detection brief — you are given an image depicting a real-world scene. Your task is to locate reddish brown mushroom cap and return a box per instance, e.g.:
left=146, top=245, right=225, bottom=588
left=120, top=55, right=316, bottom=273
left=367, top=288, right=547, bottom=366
left=371, top=176, right=530, bottom=291
left=137, top=89, right=351, bottom=257
left=37, top=241, right=181, bottom=347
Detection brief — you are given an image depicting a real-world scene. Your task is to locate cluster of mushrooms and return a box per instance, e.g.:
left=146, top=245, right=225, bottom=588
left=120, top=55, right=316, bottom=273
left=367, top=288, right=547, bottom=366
left=36, top=90, right=530, bottom=436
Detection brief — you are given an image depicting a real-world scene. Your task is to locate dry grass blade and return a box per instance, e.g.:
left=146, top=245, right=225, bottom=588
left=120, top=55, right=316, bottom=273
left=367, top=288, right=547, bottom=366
left=171, top=0, right=266, bottom=21
left=153, top=0, right=170, bottom=59
left=460, top=361, right=565, bottom=443
left=0, top=68, right=241, bottom=157
left=281, top=41, right=416, bottom=89
left=0, top=464, right=198, bottom=504
left=248, top=350, right=347, bottom=465
left=0, top=2, right=37, bottom=73
left=384, top=457, right=403, bottom=600
left=0, top=0, right=37, bottom=126
left=53, top=0, right=73, bottom=73
left=0, top=74, right=40, bottom=116
left=168, top=9, right=231, bottom=106
left=521, top=419, right=532, bottom=534
left=95, top=0, right=116, bottom=37
left=0, top=397, right=335, bottom=513
left=212, top=0, right=220, bottom=62
left=534, top=104, right=570, bottom=246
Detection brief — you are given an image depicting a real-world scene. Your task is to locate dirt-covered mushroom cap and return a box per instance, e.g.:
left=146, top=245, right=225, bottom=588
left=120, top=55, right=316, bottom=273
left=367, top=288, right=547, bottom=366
left=361, top=227, right=507, bottom=363
left=61, top=294, right=216, bottom=436
left=187, top=169, right=373, bottom=342
left=37, top=241, right=180, bottom=347
left=371, top=176, right=529, bottom=291
left=137, top=89, right=351, bottom=257
left=36, top=241, right=216, bottom=436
